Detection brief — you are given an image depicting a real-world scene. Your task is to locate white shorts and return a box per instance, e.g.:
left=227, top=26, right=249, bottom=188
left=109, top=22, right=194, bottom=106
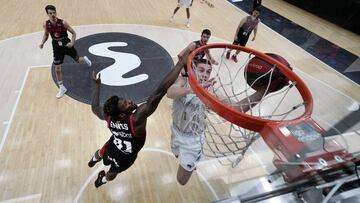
left=178, top=0, right=192, bottom=8
left=171, top=125, right=204, bottom=172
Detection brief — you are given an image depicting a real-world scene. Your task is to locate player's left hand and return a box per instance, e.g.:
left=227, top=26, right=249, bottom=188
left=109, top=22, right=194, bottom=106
left=202, top=77, right=216, bottom=89
left=252, top=37, right=256, bottom=41
left=210, top=59, right=219, bottom=65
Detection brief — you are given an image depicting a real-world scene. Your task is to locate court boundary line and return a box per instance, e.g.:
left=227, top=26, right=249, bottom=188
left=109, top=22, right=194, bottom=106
left=0, top=193, right=41, bottom=203
left=0, top=66, right=50, bottom=154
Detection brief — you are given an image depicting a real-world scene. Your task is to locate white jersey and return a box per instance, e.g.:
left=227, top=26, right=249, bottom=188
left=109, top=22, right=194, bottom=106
left=171, top=79, right=208, bottom=171
left=171, top=81, right=207, bottom=135
left=178, top=0, right=192, bottom=8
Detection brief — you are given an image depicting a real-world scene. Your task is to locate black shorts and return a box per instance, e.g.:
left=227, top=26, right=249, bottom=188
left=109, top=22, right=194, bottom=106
left=52, top=41, right=79, bottom=65
left=233, top=28, right=251, bottom=47
left=101, top=142, right=137, bottom=173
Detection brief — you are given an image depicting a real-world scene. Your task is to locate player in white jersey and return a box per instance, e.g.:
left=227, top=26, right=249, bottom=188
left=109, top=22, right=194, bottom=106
left=170, top=0, right=194, bottom=27
left=167, top=57, right=277, bottom=185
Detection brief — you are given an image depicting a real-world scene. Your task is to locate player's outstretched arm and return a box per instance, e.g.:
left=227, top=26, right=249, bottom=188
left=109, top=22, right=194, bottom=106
left=134, top=51, right=190, bottom=121
left=91, top=71, right=106, bottom=120
left=178, top=43, right=195, bottom=60
left=166, top=76, right=190, bottom=99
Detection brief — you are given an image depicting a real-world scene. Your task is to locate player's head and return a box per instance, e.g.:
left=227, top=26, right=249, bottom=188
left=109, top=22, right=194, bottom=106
left=195, top=59, right=212, bottom=84
left=45, top=5, right=57, bottom=20
left=200, top=29, right=211, bottom=44
left=104, top=96, right=137, bottom=118
left=252, top=8, right=261, bottom=18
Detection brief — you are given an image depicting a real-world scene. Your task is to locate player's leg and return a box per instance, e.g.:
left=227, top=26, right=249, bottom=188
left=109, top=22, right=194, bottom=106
left=53, top=49, right=67, bottom=98
left=68, top=47, right=92, bottom=67
left=226, top=39, right=239, bottom=59
left=186, top=8, right=190, bottom=27
left=227, top=30, right=242, bottom=59
left=89, top=142, right=108, bottom=167
left=176, top=165, right=193, bottom=185
left=232, top=30, right=250, bottom=63
left=176, top=136, right=202, bottom=185
left=171, top=125, right=180, bottom=158
left=170, top=6, right=181, bottom=21
left=78, top=56, right=92, bottom=66
left=94, top=170, right=118, bottom=188
left=94, top=156, right=136, bottom=188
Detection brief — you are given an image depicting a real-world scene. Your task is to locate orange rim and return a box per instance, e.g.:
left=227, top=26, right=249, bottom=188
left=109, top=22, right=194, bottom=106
left=187, top=43, right=313, bottom=132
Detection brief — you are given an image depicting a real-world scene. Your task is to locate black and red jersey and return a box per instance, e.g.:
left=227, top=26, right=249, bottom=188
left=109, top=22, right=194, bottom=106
left=45, top=18, right=70, bottom=46
left=192, top=40, right=206, bottom=61
left=106, top=114, right=145, bottom=157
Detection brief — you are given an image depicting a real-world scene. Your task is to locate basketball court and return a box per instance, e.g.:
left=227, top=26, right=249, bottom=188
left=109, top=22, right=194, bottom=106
left=0, top=0, right=359, bottom=202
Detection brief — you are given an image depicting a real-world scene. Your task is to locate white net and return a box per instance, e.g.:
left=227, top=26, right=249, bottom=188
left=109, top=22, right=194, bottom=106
left=188, top=46, right=307, bottom=167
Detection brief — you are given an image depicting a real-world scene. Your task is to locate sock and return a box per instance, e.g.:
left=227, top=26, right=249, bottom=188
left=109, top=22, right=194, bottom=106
left=58, top=81, right=64, bottom=88
left=97, top=150, right=102, bottom=159
left=92, top=156, right=98, bottom=162
left=102, top=176, right=107, bottom=183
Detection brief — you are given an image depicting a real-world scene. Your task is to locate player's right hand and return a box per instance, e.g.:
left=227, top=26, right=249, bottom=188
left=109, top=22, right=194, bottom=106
left=92, top=71, right=101, bottom=85
left=39, top=44, right=44, bottom=49
left=202, top=77, right=216, bottom=89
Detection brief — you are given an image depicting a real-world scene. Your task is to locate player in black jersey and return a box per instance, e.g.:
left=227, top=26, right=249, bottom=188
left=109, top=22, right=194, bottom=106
left=88, top=50, right=190, bottom=188
left=177, top=29, right=218, bottom=77
left=39, top=5, right=92, bottom=99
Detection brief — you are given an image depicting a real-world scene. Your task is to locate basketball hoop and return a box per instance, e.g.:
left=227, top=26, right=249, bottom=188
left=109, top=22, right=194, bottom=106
left=187, top=43, right=357, bottom=181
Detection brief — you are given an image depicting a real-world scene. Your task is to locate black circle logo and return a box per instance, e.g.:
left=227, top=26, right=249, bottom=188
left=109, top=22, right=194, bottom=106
left=51, top=32, right=174, bottom=104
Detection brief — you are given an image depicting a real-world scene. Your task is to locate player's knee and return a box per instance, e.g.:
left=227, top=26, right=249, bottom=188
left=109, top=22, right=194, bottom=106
left=55, top=65, right=61, bottom=72
left=176, top=168, right=192, bottom=186
left=106, top=172, right=117, bottom=181
left=177, top=177, right=188, bottom=186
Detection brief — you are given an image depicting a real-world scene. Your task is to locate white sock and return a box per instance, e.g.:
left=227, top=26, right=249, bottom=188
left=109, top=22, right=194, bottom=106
left=102, top=176, right=107, bottom=183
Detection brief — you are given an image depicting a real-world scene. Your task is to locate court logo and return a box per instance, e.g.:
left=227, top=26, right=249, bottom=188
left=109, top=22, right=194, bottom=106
left=51, top=32, right=174, bottom=104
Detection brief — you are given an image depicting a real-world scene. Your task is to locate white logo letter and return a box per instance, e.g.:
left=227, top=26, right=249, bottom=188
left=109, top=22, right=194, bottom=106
left=88, top=42, right=148, bottom=86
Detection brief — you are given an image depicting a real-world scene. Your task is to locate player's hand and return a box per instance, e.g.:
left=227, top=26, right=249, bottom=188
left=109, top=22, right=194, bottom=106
left=252, top=36, right=256, bottom=41
left=210, top=59, right=219, bottom=65
left=66, top=42, right=74, bottom=48
left=39, top=44, right=44, bottom=49
left=92, top=71, right=101, bottom=85
left=202, top=77, right=216, bottom=89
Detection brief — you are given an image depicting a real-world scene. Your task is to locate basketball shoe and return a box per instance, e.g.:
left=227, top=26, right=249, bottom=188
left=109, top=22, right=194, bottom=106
left=95, top=170, right=107, bottom=188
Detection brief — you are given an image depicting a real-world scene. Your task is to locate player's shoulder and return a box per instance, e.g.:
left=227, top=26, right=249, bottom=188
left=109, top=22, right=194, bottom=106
left=188, top=41, right=197, bottom=48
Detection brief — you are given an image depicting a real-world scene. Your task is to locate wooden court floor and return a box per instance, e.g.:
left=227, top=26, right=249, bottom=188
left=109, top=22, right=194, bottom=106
left=0, top=0, right=359, bottom=202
